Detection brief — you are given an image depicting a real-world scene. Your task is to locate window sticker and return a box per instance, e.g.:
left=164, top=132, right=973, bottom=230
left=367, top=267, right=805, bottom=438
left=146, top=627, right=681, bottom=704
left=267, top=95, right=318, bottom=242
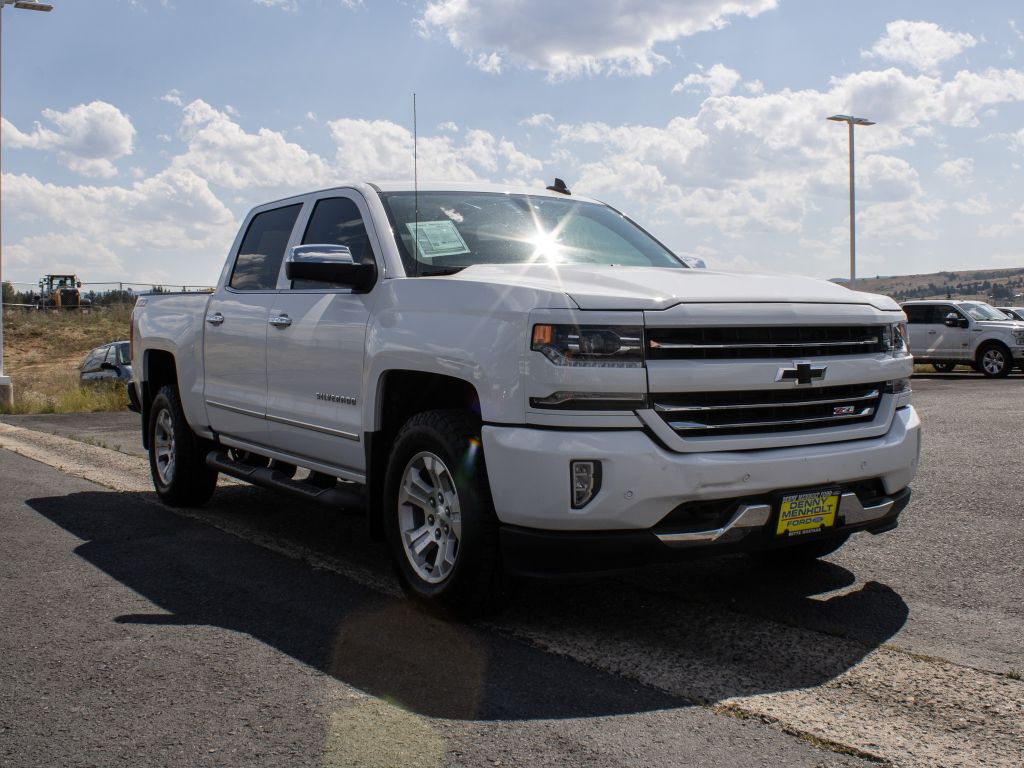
left=405, top=220, right=470, bottom=259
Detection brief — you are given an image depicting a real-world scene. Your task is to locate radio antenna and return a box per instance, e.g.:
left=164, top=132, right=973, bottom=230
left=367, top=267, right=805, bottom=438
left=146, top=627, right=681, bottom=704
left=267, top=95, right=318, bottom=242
left=413, top=92, right=420, bottom=278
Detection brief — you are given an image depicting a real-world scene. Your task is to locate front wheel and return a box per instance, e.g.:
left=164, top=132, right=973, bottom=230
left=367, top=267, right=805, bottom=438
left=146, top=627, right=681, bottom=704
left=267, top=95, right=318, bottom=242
left=977, top=343, right=1012, bottom=378
left=383, top=410, right=504, bottom=617
left=148, top=385, right=218, bottom=506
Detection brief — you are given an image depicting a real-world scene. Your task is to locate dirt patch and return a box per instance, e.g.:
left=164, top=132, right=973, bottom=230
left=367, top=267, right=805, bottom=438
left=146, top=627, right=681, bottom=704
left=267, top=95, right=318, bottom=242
left=2, top=305, right=133, bottom=414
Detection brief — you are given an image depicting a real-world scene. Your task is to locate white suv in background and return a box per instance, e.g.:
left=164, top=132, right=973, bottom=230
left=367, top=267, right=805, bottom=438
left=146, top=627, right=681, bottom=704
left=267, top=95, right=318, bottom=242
left=902, top=300, right=1024, bottom=377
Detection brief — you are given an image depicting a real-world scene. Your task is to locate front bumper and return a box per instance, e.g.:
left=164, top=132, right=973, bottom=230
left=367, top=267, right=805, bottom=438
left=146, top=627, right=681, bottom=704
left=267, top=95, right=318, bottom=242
left=482, top=405, right=920, bottom=531
left=500, top=487, right=910, bottom=576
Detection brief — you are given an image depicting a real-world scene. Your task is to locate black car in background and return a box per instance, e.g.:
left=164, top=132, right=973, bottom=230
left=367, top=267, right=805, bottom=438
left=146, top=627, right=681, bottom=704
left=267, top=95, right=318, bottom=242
left=80, top=341, right=132, bottom=383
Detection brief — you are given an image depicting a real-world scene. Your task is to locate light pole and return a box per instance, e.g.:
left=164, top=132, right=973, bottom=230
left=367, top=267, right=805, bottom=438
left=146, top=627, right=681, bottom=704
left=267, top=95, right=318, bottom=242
left=827, top=114, right=874, bottom=284
left=0, top=1, right=52, bottom=410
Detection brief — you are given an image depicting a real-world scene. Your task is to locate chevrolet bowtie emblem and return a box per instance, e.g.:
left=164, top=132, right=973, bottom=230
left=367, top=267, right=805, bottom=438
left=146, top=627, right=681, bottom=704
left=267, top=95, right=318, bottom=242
left=776, top=362, right=827, bottom=385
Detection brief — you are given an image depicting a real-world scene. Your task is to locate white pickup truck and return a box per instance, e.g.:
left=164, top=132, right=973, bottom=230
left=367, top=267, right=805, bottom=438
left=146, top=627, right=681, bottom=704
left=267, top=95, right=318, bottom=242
left=131, top=181, right=920, bottom=614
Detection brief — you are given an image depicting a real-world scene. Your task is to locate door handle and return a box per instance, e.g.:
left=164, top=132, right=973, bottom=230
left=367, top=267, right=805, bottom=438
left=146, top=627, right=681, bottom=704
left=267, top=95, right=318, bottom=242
left=206, top=312, right=224, bottom=326
left=269, top=314, right=292, bottom=328
left=927, top=330, right=937, bottom=334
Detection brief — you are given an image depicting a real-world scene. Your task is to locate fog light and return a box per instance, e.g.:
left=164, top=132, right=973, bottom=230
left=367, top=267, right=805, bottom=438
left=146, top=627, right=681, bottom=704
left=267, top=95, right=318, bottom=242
left=571, top=460, right=602, bottom=509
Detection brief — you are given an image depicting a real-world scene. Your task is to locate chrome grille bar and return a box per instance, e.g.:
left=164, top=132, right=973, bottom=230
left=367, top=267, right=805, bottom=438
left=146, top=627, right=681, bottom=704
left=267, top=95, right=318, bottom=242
left=645, top=325, right=887, bottom=360
left=652, top=382, right=885, bottom=437
left=666, top=406, right=876, bottom=433
left=653, top=389, right=880, bottom=413
left=650, top=338, right=879, bottom=350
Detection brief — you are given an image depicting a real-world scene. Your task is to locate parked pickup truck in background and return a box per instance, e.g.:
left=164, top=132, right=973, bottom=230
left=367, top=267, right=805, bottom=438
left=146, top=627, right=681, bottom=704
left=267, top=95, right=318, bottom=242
left=131, top=181, right=920, bottom=614
left=902, top=299, right=1024, bottom=376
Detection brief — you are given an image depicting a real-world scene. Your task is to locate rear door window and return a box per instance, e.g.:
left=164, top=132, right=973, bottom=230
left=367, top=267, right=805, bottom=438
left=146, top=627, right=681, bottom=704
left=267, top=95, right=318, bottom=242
left=904, top=305, right=931, bottom=324
left=229, top=204, right=303, bottom=291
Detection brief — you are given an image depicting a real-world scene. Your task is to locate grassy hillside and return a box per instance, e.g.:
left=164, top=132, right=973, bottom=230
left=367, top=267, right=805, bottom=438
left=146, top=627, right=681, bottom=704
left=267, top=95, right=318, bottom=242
left=852, top=267, right=1024, bottom=303
left=1, top=305, right=133, bottom=414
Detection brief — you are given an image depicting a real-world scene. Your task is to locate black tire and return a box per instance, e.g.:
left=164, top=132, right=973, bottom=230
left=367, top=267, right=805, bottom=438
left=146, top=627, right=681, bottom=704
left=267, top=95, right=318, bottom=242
left=932, top=362, right=956, bottom=373
left=383, top=409, right=504, bottom=617
left=976, top=343, right=1013, bottom=378
left=753, top=533, right=850, bottom=565
left=148, top=385, right=218, bottom=507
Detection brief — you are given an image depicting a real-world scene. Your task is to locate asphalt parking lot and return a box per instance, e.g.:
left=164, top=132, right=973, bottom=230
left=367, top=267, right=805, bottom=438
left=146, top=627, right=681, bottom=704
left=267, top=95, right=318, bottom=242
left=1, top=374, right=1022, bottom=767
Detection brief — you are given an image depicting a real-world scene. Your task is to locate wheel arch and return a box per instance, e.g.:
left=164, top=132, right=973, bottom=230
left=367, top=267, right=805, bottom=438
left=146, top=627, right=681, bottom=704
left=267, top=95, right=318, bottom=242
left=364, top=370, right=481, bottom=540
left=140, top=349, right=179, bottom=450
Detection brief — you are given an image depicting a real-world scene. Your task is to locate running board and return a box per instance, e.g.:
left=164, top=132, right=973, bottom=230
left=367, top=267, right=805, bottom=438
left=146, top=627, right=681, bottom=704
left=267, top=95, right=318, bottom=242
left=206, top=451, right=366, bottom=511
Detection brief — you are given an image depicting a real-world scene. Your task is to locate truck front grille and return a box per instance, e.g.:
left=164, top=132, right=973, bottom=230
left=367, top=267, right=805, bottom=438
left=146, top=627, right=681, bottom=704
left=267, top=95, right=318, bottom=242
left=646, top=326, right=886, bottom=360
left=652, top=382, right=883, bottom=437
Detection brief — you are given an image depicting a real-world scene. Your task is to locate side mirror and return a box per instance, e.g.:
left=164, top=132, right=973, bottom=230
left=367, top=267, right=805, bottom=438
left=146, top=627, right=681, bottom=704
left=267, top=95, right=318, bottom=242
left=944, top=313, right=961, bottom=328
left=285, top=244, right=377, bottom=293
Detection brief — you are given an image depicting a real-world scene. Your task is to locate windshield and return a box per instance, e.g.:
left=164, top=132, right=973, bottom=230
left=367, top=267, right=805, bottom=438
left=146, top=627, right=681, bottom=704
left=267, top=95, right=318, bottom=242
left=960, top=302, right=1011, bottom=321
left=378, top=191, right=685, bottom=275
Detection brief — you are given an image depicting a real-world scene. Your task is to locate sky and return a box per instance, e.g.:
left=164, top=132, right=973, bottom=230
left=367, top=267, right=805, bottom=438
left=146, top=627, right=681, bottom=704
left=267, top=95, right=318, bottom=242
left=1, top=0, right=1023, bottom=289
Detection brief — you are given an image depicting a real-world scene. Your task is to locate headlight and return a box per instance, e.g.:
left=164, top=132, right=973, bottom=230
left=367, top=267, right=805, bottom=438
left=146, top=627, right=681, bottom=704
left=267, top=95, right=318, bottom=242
left=883, top=323, right=908, bottom=355
left=531, top=324, right=645, bottom=368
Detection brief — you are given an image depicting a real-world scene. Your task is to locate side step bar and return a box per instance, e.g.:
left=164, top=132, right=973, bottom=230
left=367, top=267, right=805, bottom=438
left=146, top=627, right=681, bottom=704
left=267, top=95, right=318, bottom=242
left=206, top=450, right=366, bottom=511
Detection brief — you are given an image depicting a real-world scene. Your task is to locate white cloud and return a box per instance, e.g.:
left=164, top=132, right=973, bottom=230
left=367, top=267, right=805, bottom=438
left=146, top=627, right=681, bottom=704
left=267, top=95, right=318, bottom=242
left=160, top=90, right=184, bottom=107
left=979, top=205, right=1024, bottom=238
left=954, top=196, right=992, bottom=216
left=935, top=157, right=974, bottom=183
left=3, top=169, right=237, bottom=283
left=2, top=101, right=136, bottom=178
left=673, top=64, right=743, bottom=97
left=1010, top=128, right=1024, bottom=153
left=4, top=233, right=125, bottom=280
left=857, top=198, right=946, bottom=242
left=520, top=113, right=554, bottom=128
left=171, top=99, right=331, bottom=189
left=326, top=118, right=543, bottom=184
left=417, top=0, right=778, bottom=79
left=863, top=20, right=977, bottom=74
left=552, top=62, right=1024, bottom=248
left=253, top=0, right=361, bottom=9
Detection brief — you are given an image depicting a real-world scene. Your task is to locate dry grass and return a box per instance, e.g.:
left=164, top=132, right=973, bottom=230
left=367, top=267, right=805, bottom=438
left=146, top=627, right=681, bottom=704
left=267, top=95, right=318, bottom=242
left=2, top=305, right=133, bottom=415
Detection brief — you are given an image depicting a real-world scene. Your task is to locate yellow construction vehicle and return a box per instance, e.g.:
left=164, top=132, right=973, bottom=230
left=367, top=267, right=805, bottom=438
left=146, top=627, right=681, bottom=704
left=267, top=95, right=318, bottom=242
left=36, top=274, right=91, bottom=309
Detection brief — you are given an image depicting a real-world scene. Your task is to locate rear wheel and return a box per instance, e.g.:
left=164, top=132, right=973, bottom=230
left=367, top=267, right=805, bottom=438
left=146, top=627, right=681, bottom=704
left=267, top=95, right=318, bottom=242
left=932, top=362, right=955, bottom=373
left=148, top=385, right=218, bottom=506
left=977, top=343, right=1012, bottom=378
left=383, top=410, right=504, bottom=617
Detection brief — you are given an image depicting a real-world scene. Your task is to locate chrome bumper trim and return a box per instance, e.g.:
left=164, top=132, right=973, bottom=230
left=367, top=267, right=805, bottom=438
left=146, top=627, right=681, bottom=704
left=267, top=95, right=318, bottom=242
left=838, top=492, right=895, bottom=525
left=655, top=492, right=896, bottom=548
left=655, top=503, right=772, bottom=546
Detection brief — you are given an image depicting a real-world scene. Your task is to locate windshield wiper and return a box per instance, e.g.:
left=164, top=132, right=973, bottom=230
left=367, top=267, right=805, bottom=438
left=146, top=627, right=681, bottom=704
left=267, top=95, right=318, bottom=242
left=417, top=265, right=467, bottom=276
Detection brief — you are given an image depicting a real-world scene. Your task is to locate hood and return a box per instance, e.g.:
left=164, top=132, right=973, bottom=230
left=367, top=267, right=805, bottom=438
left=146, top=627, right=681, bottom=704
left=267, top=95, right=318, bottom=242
left=976, top=319, right=1024, bottom=332
left=447, top=264, right=901, bottom=312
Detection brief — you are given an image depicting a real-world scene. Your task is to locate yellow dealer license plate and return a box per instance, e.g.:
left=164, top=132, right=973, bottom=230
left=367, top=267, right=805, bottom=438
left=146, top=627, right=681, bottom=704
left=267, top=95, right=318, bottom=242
left=775, top=489, right=840, bottom=536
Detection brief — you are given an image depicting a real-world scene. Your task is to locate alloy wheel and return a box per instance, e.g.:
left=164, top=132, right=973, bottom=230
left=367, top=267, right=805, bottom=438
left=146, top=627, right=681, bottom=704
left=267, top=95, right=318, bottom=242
left=397, top=451, right=462, bottom=584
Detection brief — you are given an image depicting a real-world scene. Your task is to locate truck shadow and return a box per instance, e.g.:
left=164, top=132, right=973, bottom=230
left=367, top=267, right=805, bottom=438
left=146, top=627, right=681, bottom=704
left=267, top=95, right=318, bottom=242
left=28, top=488, right=908, bottom=721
